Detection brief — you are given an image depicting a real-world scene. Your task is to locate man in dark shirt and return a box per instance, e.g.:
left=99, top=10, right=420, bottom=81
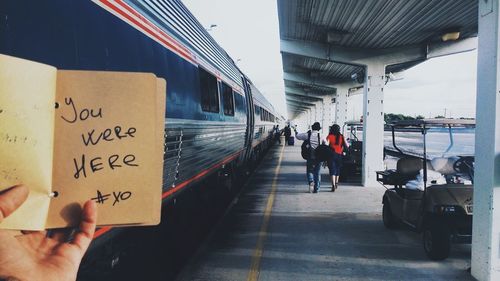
left=284, top=125, right=292, bottom=145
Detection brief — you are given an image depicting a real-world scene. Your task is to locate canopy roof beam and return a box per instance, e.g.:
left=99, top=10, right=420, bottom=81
left=286, top=98, right=316, bottom=107
left=281, top=38, right=477, bottom=68
left=283, top=71, right=338, bottom=89
left=286, top=93, right=324, bottom=102
left=285, top=86, right=330, bottom=99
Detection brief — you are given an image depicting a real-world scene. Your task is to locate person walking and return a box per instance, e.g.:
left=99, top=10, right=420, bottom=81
left=326, top=124, right=348, bottom=191
left=284, top=124, right=292, bottom=145
left=274, top=125, right=282, bottom=145
left=296, top=122, right=325, bottom=193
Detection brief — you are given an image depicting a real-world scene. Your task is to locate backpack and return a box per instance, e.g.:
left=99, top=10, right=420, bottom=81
left=301, top=131, right=312, bottom=160
left=301, top=131, right=335, bottom=162
left=315, top=142, right=335, bottom=162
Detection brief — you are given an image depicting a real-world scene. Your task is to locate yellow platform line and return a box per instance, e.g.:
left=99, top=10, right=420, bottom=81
left=247, top=143, right=285, bottom=281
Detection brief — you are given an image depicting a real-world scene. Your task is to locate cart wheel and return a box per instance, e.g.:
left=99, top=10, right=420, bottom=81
left=382, top=203, right=398, bottom=229
left=423, top=222, right=451, bottom=260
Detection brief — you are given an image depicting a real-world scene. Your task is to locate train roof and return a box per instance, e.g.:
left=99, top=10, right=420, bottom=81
left=250, top=82, right=278, bottom=115
left=129, top=0, right=243, bottom=87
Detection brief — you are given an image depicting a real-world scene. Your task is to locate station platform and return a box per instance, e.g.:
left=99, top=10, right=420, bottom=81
left=176, top=142, right=472, bottom=281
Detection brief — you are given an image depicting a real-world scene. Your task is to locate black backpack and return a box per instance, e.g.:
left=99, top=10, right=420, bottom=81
left=301, top=131, right=335, bottom=161
left=315, top=142, right=335, bottom=162
left=301, top=131, right=312, bottom=160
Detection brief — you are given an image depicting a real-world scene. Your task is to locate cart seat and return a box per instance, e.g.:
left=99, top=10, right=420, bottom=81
left=376, top=157, right=423, bottom=186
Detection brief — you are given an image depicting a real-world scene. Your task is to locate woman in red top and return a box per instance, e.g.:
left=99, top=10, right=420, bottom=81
left=326, top=124, right=348, bottom=191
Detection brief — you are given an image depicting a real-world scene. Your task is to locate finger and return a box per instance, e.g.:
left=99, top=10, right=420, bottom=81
left=21, top=230, right=47, bottom=236
left=71, top=200, right=97, bottom=254
left=0, top=185, right=29, bottom=223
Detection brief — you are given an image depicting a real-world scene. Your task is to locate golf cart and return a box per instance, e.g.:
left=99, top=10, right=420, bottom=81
left=376, top=119, right=475, bottom=260
left=340, top=121, right=363, bottom=180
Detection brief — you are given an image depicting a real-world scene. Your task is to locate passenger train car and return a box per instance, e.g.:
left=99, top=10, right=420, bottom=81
left=0, top=0, right=280, bottom=271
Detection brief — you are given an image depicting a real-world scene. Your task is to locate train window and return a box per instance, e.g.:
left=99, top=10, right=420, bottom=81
left=199, top=68, right=219, bottom=113
left=234, top=92, right=245, bottom=115
left=254, top=105, right=260, bottom=116
left=221, top=83, right=234, bottom=116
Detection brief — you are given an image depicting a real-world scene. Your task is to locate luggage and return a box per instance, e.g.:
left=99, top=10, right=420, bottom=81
left=300, top=131, right=311, bottom=159
left=288, top=136, right=295, bottom=145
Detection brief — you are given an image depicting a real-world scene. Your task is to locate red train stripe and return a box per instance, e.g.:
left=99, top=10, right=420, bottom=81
left=113, top=0, right=192, bottom=55
left=93, top=0, right=245, bottom=93
left=116, top=0, right=190, bottom=54
left=97, top=0, right=196, bottom=64
left=93, top=149, right=243, bottom=238
left=93, top=226, right=112, bottom=238
left=161, top=149, right=243, bottom=199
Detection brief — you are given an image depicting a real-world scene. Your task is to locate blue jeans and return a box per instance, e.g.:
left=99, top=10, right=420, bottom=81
left=327, top=153, right=343, bottom=176
left=307, top=159, right=321, bottom=191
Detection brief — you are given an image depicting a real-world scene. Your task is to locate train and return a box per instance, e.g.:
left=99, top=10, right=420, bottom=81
left=0, top=0, right=282, bottom=275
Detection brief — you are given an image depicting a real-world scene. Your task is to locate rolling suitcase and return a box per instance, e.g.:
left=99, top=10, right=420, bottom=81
left=288, top=136, right=295, bottom=146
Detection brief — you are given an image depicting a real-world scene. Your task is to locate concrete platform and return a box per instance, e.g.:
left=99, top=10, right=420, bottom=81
left=176, top=143, right=473, bottom=281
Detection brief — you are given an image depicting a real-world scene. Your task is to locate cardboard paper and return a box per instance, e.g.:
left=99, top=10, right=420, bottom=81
left=145, top=78, right=165, bottom=226
left=0, top=55, right=55, bottom=230
left=0, top=54, right=164, bottom=230
left=47, top=71, right=161, bottom=227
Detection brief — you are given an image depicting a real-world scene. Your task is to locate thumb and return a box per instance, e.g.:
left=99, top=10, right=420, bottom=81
left=0, top=185, right=29, bottom=223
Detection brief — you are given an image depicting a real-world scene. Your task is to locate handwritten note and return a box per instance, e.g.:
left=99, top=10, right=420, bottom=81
left=0, top=54, right=164, bottom=230
left=47, top=70, right=164, bottom=227
left=0, top=54, right=55, bottom=230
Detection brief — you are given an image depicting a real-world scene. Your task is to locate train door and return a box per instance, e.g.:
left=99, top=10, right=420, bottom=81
left=242, top=77, right=255, bottom=161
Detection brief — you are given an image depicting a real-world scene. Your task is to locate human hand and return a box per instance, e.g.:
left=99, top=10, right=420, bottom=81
left=0, top=185, right=97, bottom=281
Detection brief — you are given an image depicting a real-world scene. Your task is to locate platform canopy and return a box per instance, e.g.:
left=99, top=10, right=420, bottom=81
left=277, top=0, right=478, bottom=118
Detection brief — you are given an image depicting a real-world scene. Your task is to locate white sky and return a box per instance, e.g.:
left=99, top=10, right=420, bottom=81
left=182, top=0, right=477, bottom=119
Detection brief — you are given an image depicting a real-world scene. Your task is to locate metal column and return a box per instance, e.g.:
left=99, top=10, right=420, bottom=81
left=324, top=96, right=335, bottom=134
left=471, top=0, right=500, bottom=279
left=335, top=87, right=349, bottom=127
left=361, top=64, right=386, bottom=187
left=320, top=99, right=326, bottom=135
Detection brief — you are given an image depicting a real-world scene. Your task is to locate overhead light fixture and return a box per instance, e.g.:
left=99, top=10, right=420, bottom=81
left=441, top=31, right=460, bottom=42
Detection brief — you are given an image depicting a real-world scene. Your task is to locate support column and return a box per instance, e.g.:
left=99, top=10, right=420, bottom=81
left=324, top=96, right=335, bottom=134
left=311, top=106, right=316, bottom=127
left=317, top=102, right=322, bottom=124
left=295, top=111, right=306, bottom=131
left=335, top=87, right=349, bottom=127
left=306, top=107, right=314, bottom=130
left=471, top=0, right=500, bottom=280
left=320, top=99, right=328, bottom=136
left=361, top=64, right=385, bottom=187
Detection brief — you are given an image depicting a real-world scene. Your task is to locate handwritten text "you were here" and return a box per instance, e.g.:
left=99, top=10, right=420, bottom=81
left=60, top=97, right=139, bottom=179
